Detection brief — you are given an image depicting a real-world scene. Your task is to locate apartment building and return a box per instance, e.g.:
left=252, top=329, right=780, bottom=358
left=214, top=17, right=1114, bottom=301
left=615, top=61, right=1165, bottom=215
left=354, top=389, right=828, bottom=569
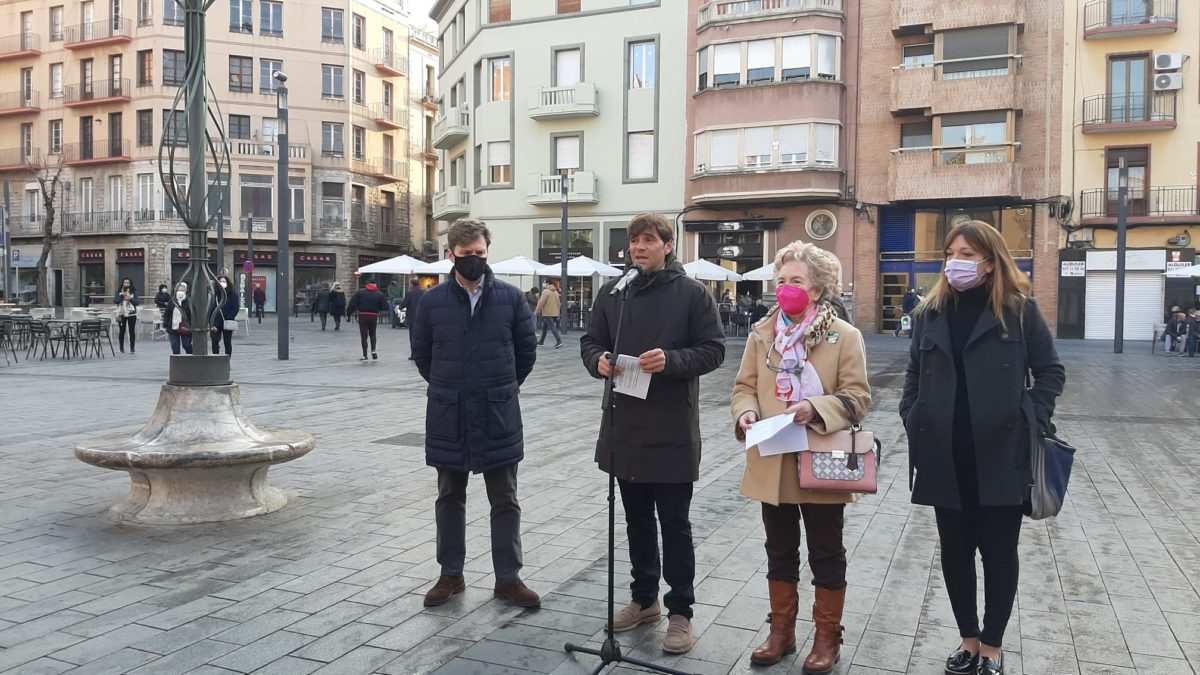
left=406, top=26, right=439, bottom=263
left=1058, top=0, right=1198, bottom=340
left=0, top=0, right=417, bottom=309
left=854, top=0, right=1064, bottom=333
left=683, top=0, right=859, bottom=308
left=429, top=0, right=687, bottom=311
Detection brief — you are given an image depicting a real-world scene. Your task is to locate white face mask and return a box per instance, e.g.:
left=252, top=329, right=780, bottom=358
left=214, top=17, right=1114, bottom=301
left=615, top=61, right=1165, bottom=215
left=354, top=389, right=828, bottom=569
left=218, top=280, right=228, bottom=289
left=175, top=291, right=186, bottom=301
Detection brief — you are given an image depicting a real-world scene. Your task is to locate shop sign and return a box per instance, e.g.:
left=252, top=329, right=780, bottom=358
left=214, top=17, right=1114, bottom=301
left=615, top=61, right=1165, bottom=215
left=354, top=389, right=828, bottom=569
left=294, top=252, right=336, bottom=268
left=117, top=248, right=145, bottom=262
left=234, top=250, right=278, bottom=266
left=1060, top=261, right=1085, bottom=277
left=78, top=249, right=105, bottom=264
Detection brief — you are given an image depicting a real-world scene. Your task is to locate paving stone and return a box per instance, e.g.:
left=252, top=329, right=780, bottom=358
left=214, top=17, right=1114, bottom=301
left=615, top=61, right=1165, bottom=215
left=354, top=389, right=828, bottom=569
left=455, top=639, right=569, bottom=673
left=126, top=639, right=239, bottom=675
left=291, top=622, right=389, bottom=662
left=54, top=622, right=163, bottom=665
left=376, top=637, right=472, bottom=675
left=209, top=630, right=315, bottom=672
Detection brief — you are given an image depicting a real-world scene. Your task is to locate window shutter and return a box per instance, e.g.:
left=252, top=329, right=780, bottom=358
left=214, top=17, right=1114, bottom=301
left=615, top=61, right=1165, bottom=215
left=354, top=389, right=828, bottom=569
left=710, top=130, right=738, bottom=168
left=817, top=35, right=836, bottom=77
left=714, top=43, right=740, bottom=74
left=628, top=132, right=654, bottom=179
left=779, top=124, right=807, bottom=163
left=744, top=127, right=772, bottom=161
left=488, top=141, right=510, bottom=166
left=748, top=40, right=774, bottom=70
left=782, top=36, right=811, bottom=69
left=814, top=124, right=838, bottom=165
left=556, top=136, right=580, bottom=170
left=555, top=49, right=581, bottom=87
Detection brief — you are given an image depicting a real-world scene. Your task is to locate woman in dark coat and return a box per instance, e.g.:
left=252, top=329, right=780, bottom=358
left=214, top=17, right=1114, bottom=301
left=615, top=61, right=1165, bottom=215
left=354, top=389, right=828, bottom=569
left=900, top=221, right=1065, bottom=675
left=210, top=275, right=240, bottom=356
left=329, top=283, right=347, bottom=330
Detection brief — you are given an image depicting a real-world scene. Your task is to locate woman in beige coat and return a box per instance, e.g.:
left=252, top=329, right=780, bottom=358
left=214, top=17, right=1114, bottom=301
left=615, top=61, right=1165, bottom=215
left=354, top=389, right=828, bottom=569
left=731, top=241, right=870, bottom=673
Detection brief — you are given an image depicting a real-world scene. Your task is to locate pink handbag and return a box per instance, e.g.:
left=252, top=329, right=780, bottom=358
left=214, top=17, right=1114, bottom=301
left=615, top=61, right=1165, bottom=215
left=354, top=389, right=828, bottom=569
left=797, top=396, right=881, bottom=494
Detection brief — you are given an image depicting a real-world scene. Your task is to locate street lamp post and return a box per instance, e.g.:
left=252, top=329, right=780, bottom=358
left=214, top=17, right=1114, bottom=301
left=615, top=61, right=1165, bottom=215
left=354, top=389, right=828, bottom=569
left=1114, top=156, right=1129, bottom=354
left=274, top=71, right=290, bottom=360
left=559, top=173, right=569, bottom=333
left=242, top=216, right=253, bottom=314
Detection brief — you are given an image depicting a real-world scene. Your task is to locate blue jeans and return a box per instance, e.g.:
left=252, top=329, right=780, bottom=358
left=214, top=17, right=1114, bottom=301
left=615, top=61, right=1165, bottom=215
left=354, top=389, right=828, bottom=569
left=169, top=333, right=193, bottom=355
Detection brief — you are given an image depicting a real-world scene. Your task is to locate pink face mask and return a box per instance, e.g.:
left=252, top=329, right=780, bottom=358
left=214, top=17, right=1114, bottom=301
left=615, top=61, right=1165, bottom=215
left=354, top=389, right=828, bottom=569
left=776, top=284, right=812, bottom=316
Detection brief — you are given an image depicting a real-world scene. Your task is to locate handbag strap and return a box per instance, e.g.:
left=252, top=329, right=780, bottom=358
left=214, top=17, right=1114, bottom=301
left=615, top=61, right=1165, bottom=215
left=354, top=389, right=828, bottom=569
left=833, top=394, right=881, bottom=469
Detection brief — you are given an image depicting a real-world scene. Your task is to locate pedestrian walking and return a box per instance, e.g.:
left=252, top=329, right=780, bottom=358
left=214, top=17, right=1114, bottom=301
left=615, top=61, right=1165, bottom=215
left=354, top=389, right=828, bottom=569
left=409, top=218, right=541, bottom=610
left=730, top=241, right=870, bottom=670
left=525, top=286, right=539, bottom=315
left=895, top=287, right=920, bottom=337
left=900, top=220, right=1065, bottom=675
left=253, top=286, right=266, bottom=324
left=164, top=282, right=193, bottom=355
left=580, top=213, right=726, bottom=654
left=113, top=278, right=140, bottom=354
left=348, top=281, right=389, bottom=360
left=388, top=279, right=405, bottom=328
left=535, top=281, right=563, bottom=348
left=330, top=283, right=346, bottom=330
left=313, top=283, right=332, bottom=330
left=210, top=275, right=239, bottom=356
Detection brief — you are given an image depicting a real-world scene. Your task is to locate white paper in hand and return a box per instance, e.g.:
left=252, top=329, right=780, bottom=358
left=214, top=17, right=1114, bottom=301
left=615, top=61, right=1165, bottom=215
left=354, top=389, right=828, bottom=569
left=745, top=413, right=810, bottom=457
left=612, top=354, right=650, bottom=400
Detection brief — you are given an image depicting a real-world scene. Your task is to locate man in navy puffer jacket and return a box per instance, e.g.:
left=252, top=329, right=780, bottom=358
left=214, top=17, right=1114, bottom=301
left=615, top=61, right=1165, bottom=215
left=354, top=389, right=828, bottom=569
left=409, top=218, right=539, bottom=609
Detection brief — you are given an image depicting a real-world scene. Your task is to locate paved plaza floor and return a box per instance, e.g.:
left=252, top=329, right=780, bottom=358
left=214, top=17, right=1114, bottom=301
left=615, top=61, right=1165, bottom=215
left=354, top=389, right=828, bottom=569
left=0, top=315, right=1198, bottom=674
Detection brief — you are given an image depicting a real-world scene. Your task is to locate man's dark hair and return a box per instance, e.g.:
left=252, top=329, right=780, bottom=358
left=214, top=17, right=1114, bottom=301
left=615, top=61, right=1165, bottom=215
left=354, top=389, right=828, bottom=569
left=447, top=218, right=492, bottom=250
left=627, top=213, right=673, bottom=244
left=410, top=278, right=420, bottom=287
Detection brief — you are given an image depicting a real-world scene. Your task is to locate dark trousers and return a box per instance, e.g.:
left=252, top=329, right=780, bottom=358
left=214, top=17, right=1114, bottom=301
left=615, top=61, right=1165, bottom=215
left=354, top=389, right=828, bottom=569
left=358, top=315, right=378, bottom=357
left=935, top=505, right=1023, bottom=647
left=210, top=328, right=233, bottom=355
left=435, top=464, right=523, bottom=582
left=254, top=303, right=264, bottom=322
left=118, top=314, right=138, bottom=348
left=618, top=480, right=695, bottom=618
left=391, top=299, right=402, bottom=327
left=168, top=333, right=193, bottom=355
left=538, top=316, right=561, bottom=345
left=761, top=502, right=847, bottom=590
left=334, top=313, right=342, bottom=329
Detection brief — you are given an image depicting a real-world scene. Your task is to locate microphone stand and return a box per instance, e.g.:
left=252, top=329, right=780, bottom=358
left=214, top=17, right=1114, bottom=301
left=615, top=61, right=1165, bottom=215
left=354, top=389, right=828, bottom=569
left=564, top=282, right=695, bottom=675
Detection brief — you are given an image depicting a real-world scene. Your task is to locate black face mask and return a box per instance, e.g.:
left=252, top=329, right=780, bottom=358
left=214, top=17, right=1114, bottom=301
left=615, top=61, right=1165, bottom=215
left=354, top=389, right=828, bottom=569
left=453, top=255, right=487, bottom=282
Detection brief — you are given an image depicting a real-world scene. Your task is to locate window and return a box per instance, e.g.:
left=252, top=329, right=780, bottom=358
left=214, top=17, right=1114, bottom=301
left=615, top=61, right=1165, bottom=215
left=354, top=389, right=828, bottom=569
left=322, top=65, right=344, bottom=99
left=164, top=49, right=185, bottom=85
left=900, top=121, right=933, bottom=148
left=744, top=127, right=772, bottom=166
left=321, top=181, right=345, bottom=220
left=714, top=130, right=737, bottom=170
left=20, top=68, right=32, bottom=105
left=555, top=135, right=580, bottom=174
left=627, top=132, right=654, bottom=180
left=163, top=109, right=186, bottom=146
left=748, top=40, right=775, bottom=84
left=784, top=36, right=814, bottom=81
left=206, top=172, right=230, bottom=228
left=940, top=111, right=1008, bottom=164
left=697, top=47, right=708, bottom=91
left=902, top=43, right=934, bottom=68
left=229, top=114, right=250, bottom=139
left=289, top=176, right=305, bottom=224
left=558, top=0, right=580, bottom=12
left=814, top=124, right=838, bottom=166
left=352, top=13, right=364, bottom=50
left=229, top=56, right=253, bottom=92
left=50, top=6, right=64, bottom=41
left=629, top=40, right=655, bottom=89
left=713, top=43, right=740, bottom=87
left=488, top=57, right=511, bottom=102
left=240, top=174, right=273, bottom=220
left=351, top=185, right=365, bottom=227
left=136, top=50, right=151, bottom=86
left=380, top=191, right=393, bottom=230
left=109, top=54, right=122, bottom=84
left=137, top=173, right=154, bottom=214
left=352, top=125, right=365, bottom=160
left=941, top=26, right=1010, bottom=79
left=163, top=0, right=183, bottom=25
left=554, top=48, right=581, bottom=88
left=322, top=122, right=344, bottom=156
left=25, top=189, right=39, bottom=220
left=1108, top=55, right=1150, bottom=123
left=321, top=7, right=343, bottom=42
left=488, top=141, right=511, bottom=184
left=137, top=109, right=152, bottom=146
left=816, top=35, right=837, bottom=79
left=1105, top=147, right=1148, bottom=214
left=780, top=125, right=807, bottom=165
left=489, top=0, right=510, bottom=23
left=352, top=70, right=365, bottom=104
left=455, top=10, right=465, bottom=52
left=49, top=119, right=63, bottom=154
left=259, top=58, right=282, bottom=93
left=137, top=0, right=150, bottom=26
left=50, top=63, right=63, bottom=98
left=109, top=176, right=124, bottom=212
left=230, top=0, right=252, bottom=33
left=260, top=0, right=281, bottom=36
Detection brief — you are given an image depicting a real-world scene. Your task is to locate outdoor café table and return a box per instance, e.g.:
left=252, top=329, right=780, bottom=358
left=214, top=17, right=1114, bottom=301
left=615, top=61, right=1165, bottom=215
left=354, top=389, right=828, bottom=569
left=40, top=319, right=83, bottom=358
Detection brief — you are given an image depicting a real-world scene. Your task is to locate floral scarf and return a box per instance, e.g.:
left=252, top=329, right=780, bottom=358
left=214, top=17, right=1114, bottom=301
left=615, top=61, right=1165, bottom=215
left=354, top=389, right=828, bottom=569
left=771, top=303, right=836, bottom=403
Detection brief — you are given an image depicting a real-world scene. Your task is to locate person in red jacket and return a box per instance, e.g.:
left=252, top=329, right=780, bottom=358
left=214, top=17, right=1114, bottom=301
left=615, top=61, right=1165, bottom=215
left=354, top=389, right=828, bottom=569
left=347, top=282, right=390, bottom=361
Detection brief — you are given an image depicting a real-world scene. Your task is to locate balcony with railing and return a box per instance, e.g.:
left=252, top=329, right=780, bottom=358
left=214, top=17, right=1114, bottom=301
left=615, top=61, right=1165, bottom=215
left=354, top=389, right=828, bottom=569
left=64, top=79, right=131, bottom=108
left=0, top=91, right=40, bottom=117
left=372, top=102, right=407, bottom=129
left=371, top=158, right=408, bottom=183
left=318, top=216, right=347, bottom=231
left=891, top=58, right=1021, bottom=115
left=1084, top=0, right=1177, bottom=38
left=698, top=0, right=842, bottom=29
left=0, top=147, right=40, bottom=173
left=888, top=146, right=1022, bottom=202
left=0, top=33, right=41, bottom=61
left=433, top=107, right=470, bottom=149
left=691, top=158, right=842, bottom=205
left=224, top=140, right=310, bottom=161
left=65, top=18, right=133, bottom=49
left=239, top=217, right=274, bottom=233
left=527, top=172, right=598, bottom=206
left=372, top=48, right=407, bottom=77
left=8, top=214, right=43, bottom=235
left=64, top=139, right=131, bottom=165
left=892, top=0, right=1025, bottom=34
left=1082, top=92, right=1177, bottom=132
left=64, top=211, right=133, bottom=234
left=1079, top=185, right=1197, bottom=223
left=432, top=187, right=470, bottom=220
left=528, top=82, right=599, bottom=120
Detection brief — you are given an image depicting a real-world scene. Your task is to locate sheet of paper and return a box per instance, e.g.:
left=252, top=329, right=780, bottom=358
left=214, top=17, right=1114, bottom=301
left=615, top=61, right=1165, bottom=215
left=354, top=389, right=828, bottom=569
left=613, top=354, right=651, bottom=400
left=745, top=413, right=810, bottom=457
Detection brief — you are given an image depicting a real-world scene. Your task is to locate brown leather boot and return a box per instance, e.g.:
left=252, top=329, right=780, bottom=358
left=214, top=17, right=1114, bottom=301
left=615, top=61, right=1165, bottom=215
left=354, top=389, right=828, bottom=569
left=750, top=580, right=798, bottom=666
left=423, top=575, right=465, bottom=607
left=494, top=579, right=541, bottom=608
left=802, top=587, right=845, bottom=675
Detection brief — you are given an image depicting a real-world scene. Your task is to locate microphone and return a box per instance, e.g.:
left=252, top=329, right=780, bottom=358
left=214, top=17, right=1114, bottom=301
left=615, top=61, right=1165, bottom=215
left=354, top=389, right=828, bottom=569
left=610, top=265, right=643, bottom=296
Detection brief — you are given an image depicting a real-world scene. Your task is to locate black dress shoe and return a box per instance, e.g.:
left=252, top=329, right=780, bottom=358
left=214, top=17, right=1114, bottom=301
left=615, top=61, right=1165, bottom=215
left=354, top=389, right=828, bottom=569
left=945, top=648, right=978, bottom=675
left=977, top=655, right=1002, bottom=675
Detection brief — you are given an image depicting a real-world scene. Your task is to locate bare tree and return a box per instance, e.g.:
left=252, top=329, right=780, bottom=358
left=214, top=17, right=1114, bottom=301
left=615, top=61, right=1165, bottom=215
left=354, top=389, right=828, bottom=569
left=25, top=153, right=66, bottom=308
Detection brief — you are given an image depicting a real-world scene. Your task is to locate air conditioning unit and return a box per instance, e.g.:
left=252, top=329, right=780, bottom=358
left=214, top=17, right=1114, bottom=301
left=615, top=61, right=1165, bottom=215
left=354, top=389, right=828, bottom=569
left=1155, top=53, right=1186, bottom=71
left=1155, top=73, right=1183, bottom=91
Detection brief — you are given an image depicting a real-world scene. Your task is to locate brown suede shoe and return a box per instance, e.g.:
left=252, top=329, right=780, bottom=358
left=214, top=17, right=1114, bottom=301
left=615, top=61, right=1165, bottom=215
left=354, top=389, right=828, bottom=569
left=423, top=575, right=465, bottom=607
left=494, top=579, right=541, bottom=608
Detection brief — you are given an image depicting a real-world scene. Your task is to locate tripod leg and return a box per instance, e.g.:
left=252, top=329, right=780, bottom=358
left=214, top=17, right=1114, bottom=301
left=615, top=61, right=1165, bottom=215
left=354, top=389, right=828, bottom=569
left=619, top=653, right=699, bottom=675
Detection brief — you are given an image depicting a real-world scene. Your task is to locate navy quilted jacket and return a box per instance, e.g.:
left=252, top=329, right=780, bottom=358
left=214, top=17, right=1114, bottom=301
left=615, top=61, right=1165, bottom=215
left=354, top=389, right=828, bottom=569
left=410, top=269, right=537, bottom=473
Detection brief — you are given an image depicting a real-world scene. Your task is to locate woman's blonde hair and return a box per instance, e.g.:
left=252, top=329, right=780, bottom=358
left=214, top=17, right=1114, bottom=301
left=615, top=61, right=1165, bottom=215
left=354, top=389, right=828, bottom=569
left=915, top=220, right=1029, bottom=327
left=773, top=241, right=841, bottom=303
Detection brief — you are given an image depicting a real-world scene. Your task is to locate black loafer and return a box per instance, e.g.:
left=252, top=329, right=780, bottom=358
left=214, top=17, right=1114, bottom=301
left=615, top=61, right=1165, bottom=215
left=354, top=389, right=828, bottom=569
left=945, top=649, right=978, bottom=675
left=977, top=655, right=1003, bottom=675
